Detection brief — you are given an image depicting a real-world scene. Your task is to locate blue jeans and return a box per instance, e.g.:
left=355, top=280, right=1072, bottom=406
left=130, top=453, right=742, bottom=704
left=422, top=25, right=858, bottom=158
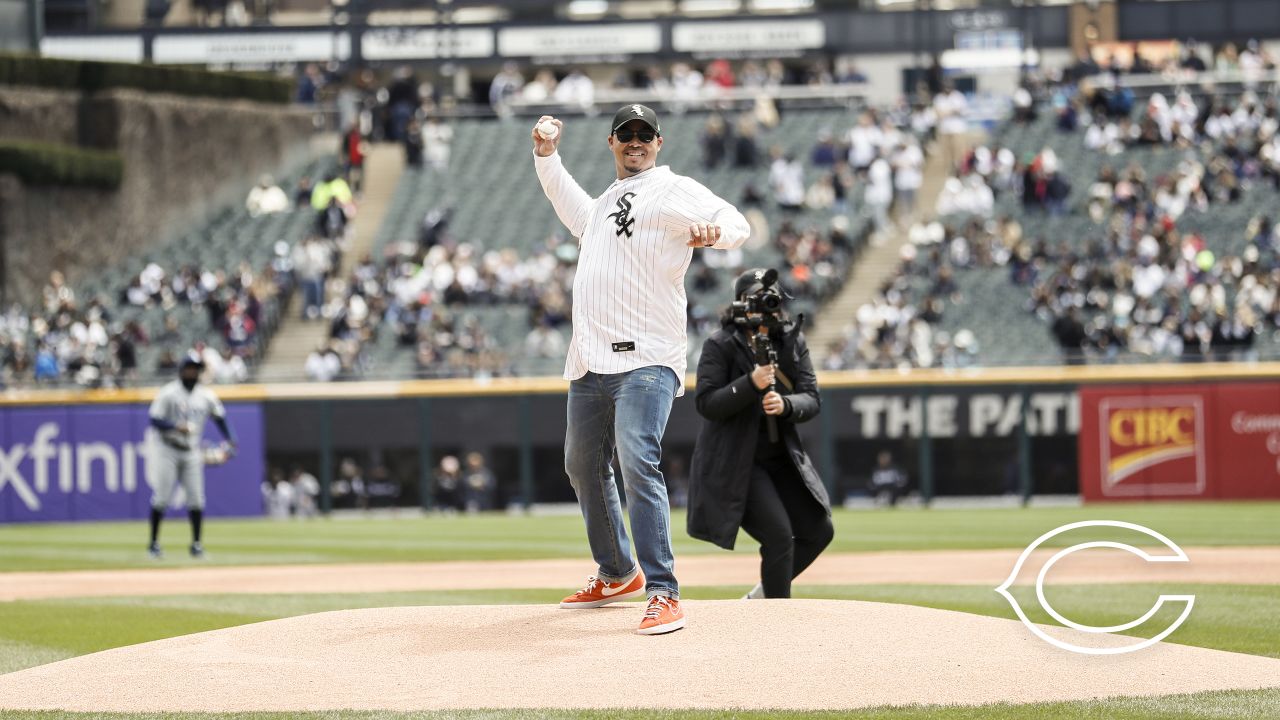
left=565, top=366, right=680, bottom=599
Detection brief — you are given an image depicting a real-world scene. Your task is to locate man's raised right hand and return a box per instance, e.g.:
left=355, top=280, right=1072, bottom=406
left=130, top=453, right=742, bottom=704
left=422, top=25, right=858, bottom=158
left=532, top=115, right=563, bottom=157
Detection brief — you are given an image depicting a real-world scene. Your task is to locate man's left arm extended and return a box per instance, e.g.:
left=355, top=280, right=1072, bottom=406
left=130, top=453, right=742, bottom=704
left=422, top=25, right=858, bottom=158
left=663, top=177, right=750, bottom=250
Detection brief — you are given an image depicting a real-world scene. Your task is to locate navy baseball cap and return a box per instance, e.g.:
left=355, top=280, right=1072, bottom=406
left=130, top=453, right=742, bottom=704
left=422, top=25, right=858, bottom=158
left=611, top=104, right=661, bottom=137
left=180, top=351, right=205, bottom=369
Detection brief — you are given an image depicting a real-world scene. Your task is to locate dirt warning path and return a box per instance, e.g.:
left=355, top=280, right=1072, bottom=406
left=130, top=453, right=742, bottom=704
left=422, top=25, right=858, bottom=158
left=2, top=546, right=1276, bottom=601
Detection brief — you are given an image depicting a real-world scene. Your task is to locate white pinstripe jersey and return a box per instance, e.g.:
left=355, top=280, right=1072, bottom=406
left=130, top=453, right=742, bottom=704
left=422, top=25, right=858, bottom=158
left=535, top=151, right=750, bottom=396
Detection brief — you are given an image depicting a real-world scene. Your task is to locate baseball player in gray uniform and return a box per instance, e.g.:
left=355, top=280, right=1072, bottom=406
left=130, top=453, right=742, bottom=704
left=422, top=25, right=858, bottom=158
left=147, top=352, right=236, bottom=559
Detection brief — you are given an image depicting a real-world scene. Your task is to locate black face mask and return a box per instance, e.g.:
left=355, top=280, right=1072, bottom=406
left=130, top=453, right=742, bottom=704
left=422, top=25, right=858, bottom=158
left=181, top=376, right=198, bottom=391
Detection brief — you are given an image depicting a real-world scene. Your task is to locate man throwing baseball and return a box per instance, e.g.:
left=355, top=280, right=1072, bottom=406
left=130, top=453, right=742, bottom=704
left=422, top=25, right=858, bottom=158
left=533, top=104, right=750, bottom=635
left=146, top=352, right=236, bottom=559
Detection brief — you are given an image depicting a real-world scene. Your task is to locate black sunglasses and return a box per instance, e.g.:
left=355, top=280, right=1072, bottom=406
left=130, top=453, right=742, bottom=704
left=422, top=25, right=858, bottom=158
left=615, top=129, right=657, bottom=144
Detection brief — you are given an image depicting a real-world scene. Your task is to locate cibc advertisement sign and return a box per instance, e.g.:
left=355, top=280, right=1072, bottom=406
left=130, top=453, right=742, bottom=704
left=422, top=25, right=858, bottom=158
left=1079, top=383, right=1280, bottom=501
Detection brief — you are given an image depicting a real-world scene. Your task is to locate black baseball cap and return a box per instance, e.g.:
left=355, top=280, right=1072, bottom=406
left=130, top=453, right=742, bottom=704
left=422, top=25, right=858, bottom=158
left=180, top=351, right=205, bottom=370
left=611, top=104, right=661, bottom=137
left=735, top=268, right=771, bottom=300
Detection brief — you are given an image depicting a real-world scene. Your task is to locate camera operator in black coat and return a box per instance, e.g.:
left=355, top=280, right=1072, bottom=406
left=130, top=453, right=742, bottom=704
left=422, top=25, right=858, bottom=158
left=687, top=269, right=833, bottom=599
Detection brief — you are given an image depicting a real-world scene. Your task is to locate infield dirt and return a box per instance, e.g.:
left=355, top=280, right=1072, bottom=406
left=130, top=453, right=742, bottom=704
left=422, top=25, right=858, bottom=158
left=2, top=546, right=1276, bottom=601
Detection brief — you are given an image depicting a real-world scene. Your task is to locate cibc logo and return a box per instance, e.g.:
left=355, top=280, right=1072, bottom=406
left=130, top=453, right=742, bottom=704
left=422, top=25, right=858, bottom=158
left=995, top=521, right=1195, bottom=655
left=1100, top=396, right=1206, bottom=496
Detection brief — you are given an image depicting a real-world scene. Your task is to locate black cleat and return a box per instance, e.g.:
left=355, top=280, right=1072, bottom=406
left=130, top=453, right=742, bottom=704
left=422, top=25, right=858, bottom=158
left=148, top=543, right=163, bottom=560
left=189, top=542, right=205, bottom=559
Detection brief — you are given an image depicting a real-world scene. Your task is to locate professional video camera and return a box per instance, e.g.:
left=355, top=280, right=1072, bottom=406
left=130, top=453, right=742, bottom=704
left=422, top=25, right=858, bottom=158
left=731, top=268, right=786, bottom=442
left=730, top=268, right=785, bottom=330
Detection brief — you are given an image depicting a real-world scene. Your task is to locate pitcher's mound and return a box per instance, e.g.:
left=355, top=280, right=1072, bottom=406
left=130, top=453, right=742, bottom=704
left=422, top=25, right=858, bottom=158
left=0, top=600, right=1277, bottom=712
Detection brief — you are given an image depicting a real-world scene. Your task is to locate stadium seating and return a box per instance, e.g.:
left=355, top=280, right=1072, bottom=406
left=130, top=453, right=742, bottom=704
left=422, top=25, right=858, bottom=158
left=69, top=156, right=336, bottom=379
left=925, top=99, right=1280, bottom=365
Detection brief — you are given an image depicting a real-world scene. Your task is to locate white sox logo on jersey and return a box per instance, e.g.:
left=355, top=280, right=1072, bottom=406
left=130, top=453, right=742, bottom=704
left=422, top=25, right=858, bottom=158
left=607, top=192, right=637, bottom=237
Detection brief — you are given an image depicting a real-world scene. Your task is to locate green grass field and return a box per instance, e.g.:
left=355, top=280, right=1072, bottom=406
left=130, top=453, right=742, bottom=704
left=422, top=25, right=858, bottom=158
left=1, top=502, right=1277, bottom=719
left=1, top=502, right=1276, bottom=572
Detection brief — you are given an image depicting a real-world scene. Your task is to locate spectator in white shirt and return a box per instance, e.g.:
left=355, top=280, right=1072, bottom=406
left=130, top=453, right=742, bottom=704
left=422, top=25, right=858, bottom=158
left=213, top=348, right=248, bottom=384
left=488, top=62, right=524, bottom=117
left=892, top=139, right=924, bottom=222
left=846, top=112, right=881, bottom=172
left=865, top=156, right=894, bottom=232
left=304, top=345, right=341, bottom=381
left=768, top=150, right=806, bottom=212
left=934, top=83, right=970, bottom=174
left=421, top=117, right=453, bottom=171
left=525, top=320, right=565, bottom=358
left=246, top=175, right=289, bottom=217
left=521, top=69, right=558, bottom=103
left=554, top=69, right=596, bottom=110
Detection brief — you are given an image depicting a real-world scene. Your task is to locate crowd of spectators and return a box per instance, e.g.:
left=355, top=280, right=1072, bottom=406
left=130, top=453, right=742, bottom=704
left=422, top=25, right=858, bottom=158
left=0, top=276, right=142, bottom=388
left=679, top=95, right=945, bottom=338
left=300, top=57, right=876, bottom=148
left=0, top=164, right=351, bottom=388
left=932, top=143, right=1066, bottom=218
left=262, top=451, right=502, bottom=517
left=263, top=457, right=407, bottom=515
left=488, top=57, right=869, bottom=117
left=432, top=453, right=498, bottom=513
left=262, top=466, right=321, bottom=519
left=819, top=228, right=981, bottom=371
left=1061, top=40, right=1276, bottom=86
left=179, top=0, right=273, bottom=28
left=1029, top=214, right=1279, bottom=363
left=301, top=228, right=580, bottom=381
left=1022, top=76, right=1280, bottom=363
left=0, top=250, right=292, bottom=388
left=940, top=73, right=1280, bottom=230
left=822, top=45, right=1280, bottom=370
left=686, top=83, right=943, bottom=240
left=684, top=211, right=860, bottom=340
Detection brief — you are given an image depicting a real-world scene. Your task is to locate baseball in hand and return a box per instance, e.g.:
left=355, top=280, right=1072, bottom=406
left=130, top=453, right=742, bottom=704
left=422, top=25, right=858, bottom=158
left=536, top=120, right=559, bottom=139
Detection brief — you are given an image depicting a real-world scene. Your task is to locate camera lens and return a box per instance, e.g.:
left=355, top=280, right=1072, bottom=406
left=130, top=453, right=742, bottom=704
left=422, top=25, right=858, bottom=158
left=762, top=293, right=781, bottom=311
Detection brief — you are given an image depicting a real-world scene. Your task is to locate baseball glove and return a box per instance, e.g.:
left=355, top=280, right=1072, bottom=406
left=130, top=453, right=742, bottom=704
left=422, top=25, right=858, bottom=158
left=202, top=442, right=236, bottom=466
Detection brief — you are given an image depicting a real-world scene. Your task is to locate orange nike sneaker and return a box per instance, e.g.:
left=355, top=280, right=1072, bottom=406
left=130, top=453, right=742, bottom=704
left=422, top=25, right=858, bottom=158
left=559, top=571, right=645, bottom=609
left=636, top=595, right=685, bottom=635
